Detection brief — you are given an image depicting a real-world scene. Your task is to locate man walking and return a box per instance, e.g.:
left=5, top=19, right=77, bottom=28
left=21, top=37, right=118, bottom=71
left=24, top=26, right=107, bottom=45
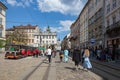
left=47, top=46, right=52, bottom=63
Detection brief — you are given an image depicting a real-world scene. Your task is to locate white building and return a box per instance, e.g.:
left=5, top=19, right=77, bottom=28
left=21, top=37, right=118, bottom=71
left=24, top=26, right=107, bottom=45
left=0, top=2, right=7, bottom=40
left=34, top=26, right=57, bottom=48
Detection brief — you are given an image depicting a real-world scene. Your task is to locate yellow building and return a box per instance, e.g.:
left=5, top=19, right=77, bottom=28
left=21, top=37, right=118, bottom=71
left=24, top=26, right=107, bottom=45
left=6, top=24, right=39, bottom=47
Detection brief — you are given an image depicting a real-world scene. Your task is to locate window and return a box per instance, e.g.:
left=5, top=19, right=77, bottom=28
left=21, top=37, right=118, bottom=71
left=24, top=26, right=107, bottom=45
left=119, top=9, right=120, bottom=17
left=113, top=0, right=116, bottom=9
left=0, top=7, right=2, bottom=13
left=112, top=16, right=116, bottom=24
left=0, top=27, right=2, bottom=37
left=95, top=0, right=99, bottom=5
left=0, top=18, right=2, bottom=24
left=98, top=9, right=102, bottom=17
left=32, top=39, right=34, bottom=43
left=107, top=4, right=110, bottom=13
left=49, top=35, right=51, bottom=39
left=43, top=36, right=45, bottom=39
left=52, top=36, right=54, bottom=39
left=107, top=20, right=109, bottom=27
left=52, top=41, right=54, bottom=43
left=46, top=35, right=48, bottom=39
left=37, top=36, right=38, bottom=39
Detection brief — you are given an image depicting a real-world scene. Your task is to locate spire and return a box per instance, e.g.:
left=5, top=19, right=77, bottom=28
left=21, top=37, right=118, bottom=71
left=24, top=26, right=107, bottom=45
left=46, top=25, right=51, bottom=32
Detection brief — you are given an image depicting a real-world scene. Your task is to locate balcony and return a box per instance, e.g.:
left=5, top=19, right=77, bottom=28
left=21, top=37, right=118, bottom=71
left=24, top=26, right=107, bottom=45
left=106, top=20, right=120, bottom=34
left=106, top=20, right=120, bottom=37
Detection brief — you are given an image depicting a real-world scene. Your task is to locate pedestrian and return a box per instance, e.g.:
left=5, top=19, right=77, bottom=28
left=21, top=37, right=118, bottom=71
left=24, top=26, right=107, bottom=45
left=27, top=49, right=31, bottom=56
left=64, top=48, right=69, bottom=63
left=46, top=46, right=52, bottom=63
left=35, top=48, right=39, bottom=58
left=83, top=47, right=92, bottom=71
left=33, top=49, right=36, bottom=57
left=59, top=50, right=64, bottom=62
left=72, top=46, right=81, bottom=70
left=81, top=48, right=84, bottom=64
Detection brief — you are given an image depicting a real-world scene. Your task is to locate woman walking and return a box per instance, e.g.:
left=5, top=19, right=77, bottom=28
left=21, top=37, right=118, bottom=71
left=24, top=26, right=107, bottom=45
left=72, top=46, right=81, bottom=70
left=83, top=48, right=92, bottom=71
left=64, top=49, right=69, bottom=63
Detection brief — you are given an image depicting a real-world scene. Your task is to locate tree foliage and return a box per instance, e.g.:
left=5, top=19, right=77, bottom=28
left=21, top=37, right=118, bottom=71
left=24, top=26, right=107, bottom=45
left=6, top=29, right=28, bottom=45
left=0, top=39, right=5, bottom=48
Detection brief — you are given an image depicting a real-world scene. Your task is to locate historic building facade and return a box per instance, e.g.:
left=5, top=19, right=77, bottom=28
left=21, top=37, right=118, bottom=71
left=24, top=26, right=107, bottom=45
left=88, top=0, right=105, bottom=49
left=105, top=0, right=120, bottom=48
left=34, top=26, right=57, bottom=48
left=6, top=24, right=39, bottom=46
left=61, top=33, right=71, bottom=50
left=0, top=2, right=7, bottom=40
left=79, top=3, right=88, bottom=48
left=70, top=18, right=80, bottom=49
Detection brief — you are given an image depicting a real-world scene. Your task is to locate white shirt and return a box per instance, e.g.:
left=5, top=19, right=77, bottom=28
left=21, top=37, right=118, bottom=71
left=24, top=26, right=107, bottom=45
left=47, top=49, right=52, bottom=55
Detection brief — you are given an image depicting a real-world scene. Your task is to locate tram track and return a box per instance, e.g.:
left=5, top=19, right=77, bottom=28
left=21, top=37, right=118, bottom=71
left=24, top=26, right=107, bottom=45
left=22, top=58, right=51, bottom=80
left=91, top=60, right=120, bottom=80
left=69, top=56, right=120, bottom=80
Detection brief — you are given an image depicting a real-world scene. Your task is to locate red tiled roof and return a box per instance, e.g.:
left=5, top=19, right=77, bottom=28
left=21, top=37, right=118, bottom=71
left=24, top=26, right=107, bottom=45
left=14, top=24, right=38, bottom=29
left=6, top=28, right=14, bottom=31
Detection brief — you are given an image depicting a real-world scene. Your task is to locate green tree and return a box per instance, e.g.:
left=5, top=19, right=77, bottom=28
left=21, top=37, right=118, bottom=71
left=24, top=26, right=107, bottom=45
left=0, top=39, right=5, bottom=48
left=6, top=29, right=28, bottom=45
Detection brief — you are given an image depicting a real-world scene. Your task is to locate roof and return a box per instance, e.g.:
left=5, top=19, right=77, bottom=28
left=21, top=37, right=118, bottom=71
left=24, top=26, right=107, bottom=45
left=6, top=28, right=14, bottom=31
left=0, top=1, right=7, bottom=9
left=14, top=24, right=38, bottom=29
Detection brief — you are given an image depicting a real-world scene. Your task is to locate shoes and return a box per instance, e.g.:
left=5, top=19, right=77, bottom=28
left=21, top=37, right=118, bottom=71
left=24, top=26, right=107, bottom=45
left=75, top=66, right=78, bottom=71
left=83, top=68, right=88, bottom=72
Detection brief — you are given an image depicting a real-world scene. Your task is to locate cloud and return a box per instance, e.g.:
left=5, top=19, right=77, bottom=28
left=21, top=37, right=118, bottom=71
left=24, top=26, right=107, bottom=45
left=6, top=0, right=34, bottom=7
left=42, top=20, right=74, bottom=32
left=6, top=0, right=87, bottom=15
left=6, top=0, right=17, bottom=6
left=37, top=0, right=85, bottom=15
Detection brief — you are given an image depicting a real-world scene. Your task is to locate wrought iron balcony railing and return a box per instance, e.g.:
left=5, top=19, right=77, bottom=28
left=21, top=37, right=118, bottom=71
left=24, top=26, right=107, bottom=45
left=106, top=20, right=120, bottom=31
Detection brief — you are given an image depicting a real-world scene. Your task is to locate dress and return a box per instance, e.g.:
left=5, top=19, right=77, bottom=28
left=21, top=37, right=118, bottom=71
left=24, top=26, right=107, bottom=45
left=83, top=57, right=92, bottom=68
left=64, top=50, right=69, bottom=62
left=83, top=49, right=92, bottom=69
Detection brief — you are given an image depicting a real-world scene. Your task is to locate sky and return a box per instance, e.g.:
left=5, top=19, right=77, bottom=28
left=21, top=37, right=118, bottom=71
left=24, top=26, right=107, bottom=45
left=1, top=0, right=87, bottom=41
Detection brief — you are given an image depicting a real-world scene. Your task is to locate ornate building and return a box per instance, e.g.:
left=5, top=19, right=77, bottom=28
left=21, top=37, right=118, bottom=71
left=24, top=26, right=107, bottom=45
left=88, top=0, right=105, bottom=49
left=105, top=0, right=120, bottom=49
left=70, top=18, right=80, bottom=49
left=6, top=24, right=39, bottom=46
left=79, top=2, right=88, bottom=48
left=0, top=2, right=7, bottom=51
left=34, top=26, right=57, bottom=48
left=0, top=2, right=7, bottom=40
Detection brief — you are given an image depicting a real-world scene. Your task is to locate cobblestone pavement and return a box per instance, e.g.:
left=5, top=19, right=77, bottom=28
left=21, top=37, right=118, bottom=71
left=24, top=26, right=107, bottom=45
left=0, top=53, right=45, bottom=80
left=0, top=52, right=104, bottom=80
left=55, top=54, right=103, bottom=80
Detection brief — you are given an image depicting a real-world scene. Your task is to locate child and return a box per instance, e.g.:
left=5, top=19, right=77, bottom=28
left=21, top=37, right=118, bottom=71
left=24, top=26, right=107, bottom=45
left=59, top=50, right=64, bottom=62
